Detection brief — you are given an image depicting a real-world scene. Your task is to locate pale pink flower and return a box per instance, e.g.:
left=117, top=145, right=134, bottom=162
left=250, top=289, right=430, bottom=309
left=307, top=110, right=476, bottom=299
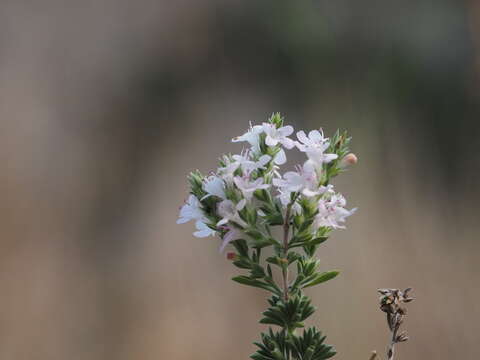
left=202, top=175, right=226, bottom=200
left=313, top=193, right=356, bottom=229
left=232, top=123, right=264, bottom=153
left=177, top=195, right=204, bottom=224
left=234, top=175, right=270, bottom=200
left=217, top=199, right=247, bottom=227
left=262, top=123, right=295, bottom=149
left=296, top=130, right=338, bottom=166
left=219, top=227, right=244, bottom=253
left=273, top=161, right=329, bottom=197
left=193, top=221, right=216, bottom=238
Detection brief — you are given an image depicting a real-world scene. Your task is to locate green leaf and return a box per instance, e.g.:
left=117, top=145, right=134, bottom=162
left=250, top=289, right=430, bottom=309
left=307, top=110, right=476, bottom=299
left=232, top=239, right=249, bottom=257
left=310, top=237, right=328, bottom=246
left=251, top=264, right=266, bottom=279
left=232, top=276, right=280, bottom=294
left=289, top=327, right=337, bottom=360
left=303, top=271, right=340, bottom=288
left=266, top=256, right=281, bottom=266
left=232, top=258, right=252, bottom=270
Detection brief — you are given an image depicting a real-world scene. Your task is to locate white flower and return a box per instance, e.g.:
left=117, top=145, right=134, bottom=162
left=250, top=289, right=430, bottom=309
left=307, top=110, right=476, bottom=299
left=276, top=190, right=301, bottom=213
left=277, top=189, right=291, bottom=207
left=241, top=153, right=271, bottom=172
left=219, top=151, right=271, bottom=182
left=232, top=122, right=291, bottom=165
left=296, top=130, right=338, bottom=165
left=234, top=175, right=270, bottom=200
left=232, top=124, right=264, bottom=153
left=202, top=175, right=226, bottom=200
left=193, top=221, right=216, bottom=238
left=177, top=195, right=216, bottom=238
left=313, top=193, right=356, bottom=229
left=217, top=199, right=247, bottom=227
left=219, top=227, right=244, bottom=253
left=273, top=161, right=328, bottom=197
left=177, top=195, right=205, bottom=224
left=262, top=123, right=295, bottom=149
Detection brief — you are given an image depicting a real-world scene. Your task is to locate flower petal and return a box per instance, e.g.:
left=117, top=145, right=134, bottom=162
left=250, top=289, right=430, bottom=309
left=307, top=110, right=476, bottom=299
left=219, top=229, right=243, bottom=252
left=257, top=154, right=271, bottom=167
left=193, top=221, right=215, bottom=238
left=308, top=130, right=323, bottom=142
left=265, top=135, right=278, bottom=147
left=281, top=138, right=295, bottom=149
left=274, top=149, right=287, bottom=164
left=323, top=153, right=339, bottom=163
left=279, top=125, right=294, bottom=137
left=217, top=218, right=228, bottom=227
left=236, top=199, right=247, bottom=211
left=296, top=130, right=309, bottom=144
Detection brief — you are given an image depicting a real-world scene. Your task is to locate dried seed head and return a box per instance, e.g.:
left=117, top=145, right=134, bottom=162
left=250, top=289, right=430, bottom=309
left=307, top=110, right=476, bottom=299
left=402, top=288, right=414, bottom=302
left=397, top=306, right=407, bottom=315
left=378, top=288, right=394, bottom=296
left=396, top=331, right=409, bottom=343
left=379, top=288, right=414, bottom=312
left=403, top=287, right=412, bottom=295
left=378, top=287, right=414, bottom=358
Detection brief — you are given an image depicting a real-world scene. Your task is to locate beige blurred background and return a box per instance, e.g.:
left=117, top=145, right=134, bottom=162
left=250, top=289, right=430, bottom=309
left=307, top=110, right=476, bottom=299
left=0, top=0, right=479, bottom=359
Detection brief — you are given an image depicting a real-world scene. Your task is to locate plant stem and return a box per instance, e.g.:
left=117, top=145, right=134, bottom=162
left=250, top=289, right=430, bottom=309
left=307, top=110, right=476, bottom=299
left=282, top=203, right=292, bottom=302
left=387, top=341, right=395, bottom=360
left=387, top=315, right=398, bottom=360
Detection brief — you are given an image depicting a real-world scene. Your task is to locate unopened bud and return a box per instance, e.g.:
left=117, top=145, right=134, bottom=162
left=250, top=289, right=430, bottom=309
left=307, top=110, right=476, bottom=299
left=226, top=252, right=236, bottom=260
left=342, top=153, right=358, bottom=166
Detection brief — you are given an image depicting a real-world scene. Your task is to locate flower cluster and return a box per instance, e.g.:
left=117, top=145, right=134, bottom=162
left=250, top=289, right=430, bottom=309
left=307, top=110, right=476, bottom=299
left=177, top=114, right=356, bottom=253
left=177, top=114, right=357, bottom=360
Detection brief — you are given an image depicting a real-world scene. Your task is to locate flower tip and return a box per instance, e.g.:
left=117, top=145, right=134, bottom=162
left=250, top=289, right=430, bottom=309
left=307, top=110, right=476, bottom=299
left=343, top=153, right=358, bottom=166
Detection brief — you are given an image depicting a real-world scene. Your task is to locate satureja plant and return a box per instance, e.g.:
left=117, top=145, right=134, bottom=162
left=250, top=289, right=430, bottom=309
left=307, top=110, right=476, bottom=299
left=177, top=113, right=358, bottom=360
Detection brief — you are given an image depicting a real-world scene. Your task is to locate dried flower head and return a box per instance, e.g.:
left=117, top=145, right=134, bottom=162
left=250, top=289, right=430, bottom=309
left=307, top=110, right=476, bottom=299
left=377, top=288, right=414, bottom=360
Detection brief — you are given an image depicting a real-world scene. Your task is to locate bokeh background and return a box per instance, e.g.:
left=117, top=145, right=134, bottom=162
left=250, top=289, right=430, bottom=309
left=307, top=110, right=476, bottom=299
left=0, top=1, right=479, bottom=359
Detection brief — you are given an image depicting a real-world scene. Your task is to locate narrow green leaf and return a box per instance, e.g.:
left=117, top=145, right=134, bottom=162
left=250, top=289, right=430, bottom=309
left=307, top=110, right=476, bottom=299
left=303, top=271, right=339, bottom=288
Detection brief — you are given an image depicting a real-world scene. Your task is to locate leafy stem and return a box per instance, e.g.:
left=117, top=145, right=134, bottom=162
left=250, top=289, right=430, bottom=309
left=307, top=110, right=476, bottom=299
left=180, top=115, right=357, bottom=360
left=282, top=201, right=293, bottom=302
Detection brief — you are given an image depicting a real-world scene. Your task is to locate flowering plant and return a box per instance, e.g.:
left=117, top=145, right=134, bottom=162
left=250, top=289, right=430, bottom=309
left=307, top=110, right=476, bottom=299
left=178, top=114, right=357, bottom=360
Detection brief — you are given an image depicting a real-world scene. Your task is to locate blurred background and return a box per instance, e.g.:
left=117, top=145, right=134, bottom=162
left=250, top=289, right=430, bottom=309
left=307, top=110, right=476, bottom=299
left=0, top=0, right=479, bottom=359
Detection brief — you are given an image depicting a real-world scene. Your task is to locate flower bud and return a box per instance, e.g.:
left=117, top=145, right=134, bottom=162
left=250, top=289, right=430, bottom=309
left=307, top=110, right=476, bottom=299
left=226, top=252, right=236, bottom=260
left=342, top=153, right=358, bottom=166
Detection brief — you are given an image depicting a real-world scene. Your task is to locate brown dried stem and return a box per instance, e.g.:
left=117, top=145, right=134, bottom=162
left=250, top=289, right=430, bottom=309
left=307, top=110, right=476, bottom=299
left=378, top=288, right=414, bottom=360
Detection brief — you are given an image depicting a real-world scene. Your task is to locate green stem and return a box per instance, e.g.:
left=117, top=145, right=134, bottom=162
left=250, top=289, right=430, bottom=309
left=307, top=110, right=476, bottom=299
left=282, top=203, right=292, bottom=302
